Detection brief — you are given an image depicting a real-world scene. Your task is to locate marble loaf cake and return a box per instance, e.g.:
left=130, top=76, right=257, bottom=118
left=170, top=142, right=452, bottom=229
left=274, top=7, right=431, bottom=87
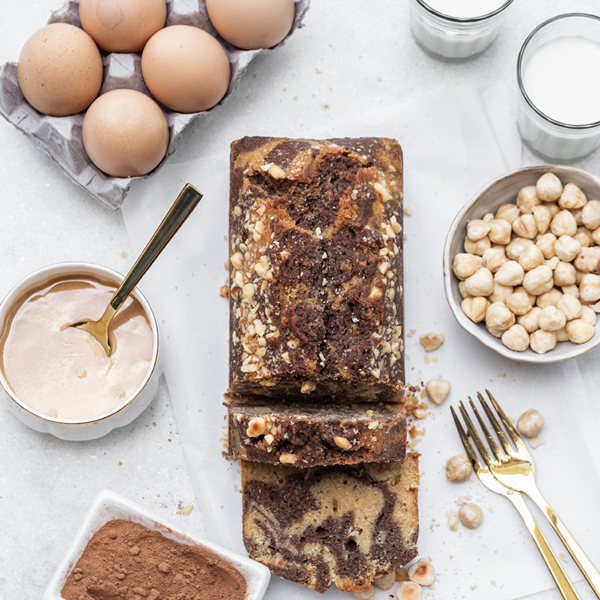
left=228, top=136, right=405, bottom=403
left=227, top=400, right=406, bottom=467
left=241, top=454, right=419, bottom=593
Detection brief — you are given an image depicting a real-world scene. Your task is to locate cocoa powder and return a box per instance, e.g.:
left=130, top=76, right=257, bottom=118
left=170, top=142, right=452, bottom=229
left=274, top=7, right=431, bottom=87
left=61, top=519, right=248, bottom=600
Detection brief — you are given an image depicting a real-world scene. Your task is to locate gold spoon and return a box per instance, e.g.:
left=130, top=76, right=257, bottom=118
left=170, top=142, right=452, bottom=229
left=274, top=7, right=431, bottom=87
left=71, top=183, right=203, bottom=356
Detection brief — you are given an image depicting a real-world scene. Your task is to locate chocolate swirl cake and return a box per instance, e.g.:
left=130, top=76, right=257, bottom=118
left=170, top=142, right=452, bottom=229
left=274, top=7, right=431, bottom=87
left=241, top=454, right=419, bottom=593
left=227, top=137, right=405, bottom=403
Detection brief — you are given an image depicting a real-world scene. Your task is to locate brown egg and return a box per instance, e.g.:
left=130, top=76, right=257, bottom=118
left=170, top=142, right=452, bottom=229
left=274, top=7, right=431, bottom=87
left=206, top=0, right=295, bottom=50
left=82, top=89, right=169, bottom=178
left=17, top=23, right=103, bottom=117
left=79, top=0, right=166, bottom=53
left=141, top=25, right=230, bottom=114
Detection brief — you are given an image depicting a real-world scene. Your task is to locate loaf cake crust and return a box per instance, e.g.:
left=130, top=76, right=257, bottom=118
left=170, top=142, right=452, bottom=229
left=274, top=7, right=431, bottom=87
left=228, top=137, right=404, bottom=403
left=241, top=454, right=419, bottom=593
left=228, top=401, right=406, bottom=467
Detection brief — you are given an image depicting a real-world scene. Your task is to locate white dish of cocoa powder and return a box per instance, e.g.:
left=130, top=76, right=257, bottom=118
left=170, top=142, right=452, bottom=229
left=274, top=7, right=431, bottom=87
left=43, top=489, right=271, bottom=600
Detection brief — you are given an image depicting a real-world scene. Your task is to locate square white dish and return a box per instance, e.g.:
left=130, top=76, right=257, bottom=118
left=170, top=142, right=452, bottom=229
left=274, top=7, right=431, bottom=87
left=43, top=488, right=271, bottom=600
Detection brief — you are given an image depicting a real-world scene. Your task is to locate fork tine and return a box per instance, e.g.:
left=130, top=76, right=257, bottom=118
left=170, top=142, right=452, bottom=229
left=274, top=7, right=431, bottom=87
left=477, top=391, right=514, bottom=456
left=468, top=396, right=506, bottom=461
left=450, top=406, right=482, bottom=471
left=458, top=401, right=496, bottom=468
left=485, top=389, right=530, bottom=455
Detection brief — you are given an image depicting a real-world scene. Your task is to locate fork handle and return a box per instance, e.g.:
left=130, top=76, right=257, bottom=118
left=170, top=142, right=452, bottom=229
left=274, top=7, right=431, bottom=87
left=507, top=492, right=582, bottom=600
left=526, top=485, right=600, bottom=599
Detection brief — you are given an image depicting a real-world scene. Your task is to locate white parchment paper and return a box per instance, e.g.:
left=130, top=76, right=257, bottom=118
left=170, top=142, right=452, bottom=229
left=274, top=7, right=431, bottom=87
left=122, top=83, right=600, bottom=600
left=0, top=0, right=309, bottom=210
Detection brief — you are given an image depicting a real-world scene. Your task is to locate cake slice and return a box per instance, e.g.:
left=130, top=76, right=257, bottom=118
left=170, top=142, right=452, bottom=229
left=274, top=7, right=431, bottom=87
left=228, top=136, right=404, bottom=403
left=228, top=400, right=406, bottom=467
left=241, top=454, right=419, bottom=593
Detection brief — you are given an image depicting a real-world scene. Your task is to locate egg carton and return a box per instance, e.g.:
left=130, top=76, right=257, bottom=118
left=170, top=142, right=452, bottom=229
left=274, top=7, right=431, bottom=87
left=0, top=0, right=310, bottom=210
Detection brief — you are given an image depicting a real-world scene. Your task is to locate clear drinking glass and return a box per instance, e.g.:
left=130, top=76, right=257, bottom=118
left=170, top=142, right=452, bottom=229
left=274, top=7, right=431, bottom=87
left=409, top=0, right=514, bottom=60
left=517, top=14, right=600, bottom=161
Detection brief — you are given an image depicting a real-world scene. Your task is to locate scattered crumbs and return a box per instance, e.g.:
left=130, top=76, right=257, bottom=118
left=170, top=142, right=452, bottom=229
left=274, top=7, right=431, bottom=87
left=233, top=484, right=238, bottom=493
left=487, top=506, right=494, bottom=513
left=420, top=389, right=427, bottom=399
left=471, top=584, right=477, bottom=590
left=118, top=461, right=122, bottom=466
left=497, top=372, right=507, bottom=378
left=407, top=329, right=416, bottom=338
left=223, top=235, right=227, bottom=241
left=179, top=504, right=194, bottom=515
left=403, top=233, right=408, bottom=240
left=404, top=206, right=413, bottom=216
left=456, top=494, right=472, bottom=505
left=425, top=355, right=430, bottom=364
left=315, top=68, right=322, bottom=74
left=324, top=104, right=329, bottom=109
left=121, top=251, right=127, bottom=259
left=219, top=285, right=230, bottom=299
left=446, top=510, right=459, bottom=532
left=224, top=261, right=229, bottom=270
left=530, top=435, right=545, bottom=448
left=152, top=422, right=157, bottom=427
left=559, top=552, right=568, bottom=563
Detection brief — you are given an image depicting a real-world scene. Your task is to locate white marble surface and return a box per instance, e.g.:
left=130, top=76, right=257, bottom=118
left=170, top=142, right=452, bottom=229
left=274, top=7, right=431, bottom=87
left=1, top=1, right=599, bottom=599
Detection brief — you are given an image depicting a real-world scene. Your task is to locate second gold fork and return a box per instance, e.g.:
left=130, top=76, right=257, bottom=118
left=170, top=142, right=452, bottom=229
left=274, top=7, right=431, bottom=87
left=451, top=405, right=581, bottom=600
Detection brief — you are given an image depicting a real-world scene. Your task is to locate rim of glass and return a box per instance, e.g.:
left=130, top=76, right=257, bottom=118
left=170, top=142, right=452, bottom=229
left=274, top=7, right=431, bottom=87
left=518, top=13, right=600, bottom=130
left=414, top=0, right=514, bottom=23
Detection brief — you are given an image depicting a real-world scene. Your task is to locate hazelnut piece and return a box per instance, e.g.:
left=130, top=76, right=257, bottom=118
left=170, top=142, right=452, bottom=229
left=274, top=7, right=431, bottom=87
left=396, top=582, right=422, bottom=600
left=408, top=558, right=435, bottom=586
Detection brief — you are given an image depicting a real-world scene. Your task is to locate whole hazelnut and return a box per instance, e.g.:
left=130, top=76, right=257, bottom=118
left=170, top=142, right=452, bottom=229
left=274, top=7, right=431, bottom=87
left=536, top=173, right=563, bottom=202
left=446, top=455, right=472, bottom=482
left=458, top=503, right=484, bottom=530
left=516, top=408, right=544, bottom=438
left=425, top=378, right=451, bottom=405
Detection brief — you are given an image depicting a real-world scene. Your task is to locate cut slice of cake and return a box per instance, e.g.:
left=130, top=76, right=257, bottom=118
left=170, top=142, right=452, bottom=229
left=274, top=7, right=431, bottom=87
left=241, top=454, right=419, bottom=593
left=228, top=136, right=405, bottom=403
left=228, top=400, right=406, bottom=467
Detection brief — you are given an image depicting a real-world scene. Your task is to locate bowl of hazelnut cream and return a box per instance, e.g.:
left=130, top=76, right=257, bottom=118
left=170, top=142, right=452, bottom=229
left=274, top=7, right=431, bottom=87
left=0, top=262, right=160, bottom=440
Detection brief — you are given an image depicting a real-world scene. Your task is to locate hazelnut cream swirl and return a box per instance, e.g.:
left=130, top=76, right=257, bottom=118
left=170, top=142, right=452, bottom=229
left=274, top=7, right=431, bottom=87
left=0, top=276, right=153, bottom=421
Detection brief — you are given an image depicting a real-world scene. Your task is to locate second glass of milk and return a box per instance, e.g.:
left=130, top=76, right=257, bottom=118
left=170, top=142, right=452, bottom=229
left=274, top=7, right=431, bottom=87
left=409, top=0, right=514, bottom=60
left=518, top=14, right=600, bottom=161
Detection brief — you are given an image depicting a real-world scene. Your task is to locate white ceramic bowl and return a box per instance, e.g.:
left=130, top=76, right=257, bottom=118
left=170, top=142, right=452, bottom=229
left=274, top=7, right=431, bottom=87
left=0, top=262, right=161, bottom=440
left=444, top=165, right=600, bottom=363
left=43, top=489, right=271, bottom=600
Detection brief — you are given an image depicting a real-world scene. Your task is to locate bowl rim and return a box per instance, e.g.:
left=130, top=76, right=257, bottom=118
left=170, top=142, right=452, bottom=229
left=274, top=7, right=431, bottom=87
left=0, top=262, right=160, bottom=424
left=443, top=164, right=600, bottom=364
left=42, top=489, right=271, bottom=600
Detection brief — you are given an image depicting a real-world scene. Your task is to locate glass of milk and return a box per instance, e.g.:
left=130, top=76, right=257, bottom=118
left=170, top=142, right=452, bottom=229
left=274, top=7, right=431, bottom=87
left=518, top=14, right=600, bottom=161
left=409, top=0, right=514, bottom=60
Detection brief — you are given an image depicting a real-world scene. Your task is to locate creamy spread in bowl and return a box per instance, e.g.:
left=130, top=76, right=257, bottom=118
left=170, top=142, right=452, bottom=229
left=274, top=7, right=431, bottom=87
left=0, top=262, right=160, bottom=440
left=1, top=275, right=153, bottom=421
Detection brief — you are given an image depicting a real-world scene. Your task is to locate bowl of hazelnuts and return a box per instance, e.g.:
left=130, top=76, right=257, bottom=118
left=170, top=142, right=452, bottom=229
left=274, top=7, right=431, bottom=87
left=443, top=165, right=600, bottom=363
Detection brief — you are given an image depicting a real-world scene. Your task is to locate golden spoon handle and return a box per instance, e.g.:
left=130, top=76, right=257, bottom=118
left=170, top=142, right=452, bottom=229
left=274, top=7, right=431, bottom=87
left=526, top=484, right=600, bottom=599
left=507, top=491, right=582, bottom=600
left=109, top=183, right=203, bottom=315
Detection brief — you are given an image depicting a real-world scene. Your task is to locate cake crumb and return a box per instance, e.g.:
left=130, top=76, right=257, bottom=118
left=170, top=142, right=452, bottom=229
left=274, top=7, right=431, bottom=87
left=179, top=504, right=194, bottom=515
left=219, top=285, right=230, bottom=299
left=530, top=435, right=545, bottom=448
left=404, top=206, right=413, bottom=216
left=407, top=329, right=416, bottom=338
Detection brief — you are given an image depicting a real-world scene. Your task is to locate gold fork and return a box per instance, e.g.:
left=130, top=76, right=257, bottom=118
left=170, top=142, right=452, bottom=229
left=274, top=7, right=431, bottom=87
left=451, top=404, right=581, bottom=600
left=460, top=390, right=600, bottom=599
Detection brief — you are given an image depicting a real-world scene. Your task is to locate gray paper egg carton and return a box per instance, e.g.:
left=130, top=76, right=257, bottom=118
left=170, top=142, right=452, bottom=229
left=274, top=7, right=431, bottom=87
left=0, top=0, right=310, bottom=210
